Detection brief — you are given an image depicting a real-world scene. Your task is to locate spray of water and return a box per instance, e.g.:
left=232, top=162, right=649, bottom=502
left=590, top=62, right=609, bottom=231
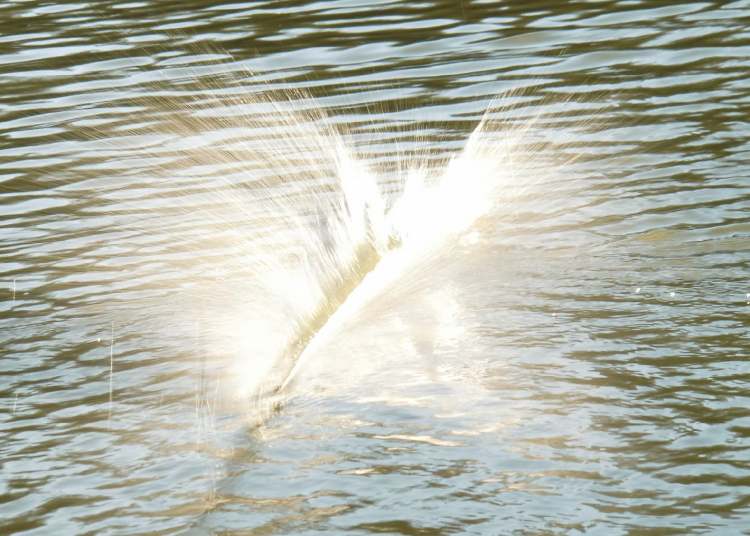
left=93, top=71, right=583, bottom=423
left=273, top=111, right=539, bottom=393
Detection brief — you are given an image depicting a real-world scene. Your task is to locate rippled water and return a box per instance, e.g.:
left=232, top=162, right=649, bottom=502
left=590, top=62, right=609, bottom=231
left=2, top=1, right=750, bottom=534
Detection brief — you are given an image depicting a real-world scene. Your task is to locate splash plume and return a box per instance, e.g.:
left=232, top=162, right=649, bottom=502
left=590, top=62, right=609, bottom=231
left=94, top=71, right=576, bottom=419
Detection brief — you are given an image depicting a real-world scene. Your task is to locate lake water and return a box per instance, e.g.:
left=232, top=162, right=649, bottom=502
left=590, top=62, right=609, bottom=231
left=1, top=1, right=750, bottom=534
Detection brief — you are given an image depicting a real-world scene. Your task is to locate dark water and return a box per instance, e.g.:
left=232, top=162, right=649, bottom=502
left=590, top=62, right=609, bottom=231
left=2, top=1, right=750, bottom=534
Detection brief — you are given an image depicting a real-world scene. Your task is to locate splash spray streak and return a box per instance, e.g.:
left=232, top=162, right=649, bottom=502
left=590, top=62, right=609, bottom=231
left=109, top=322, right=114, bottom=424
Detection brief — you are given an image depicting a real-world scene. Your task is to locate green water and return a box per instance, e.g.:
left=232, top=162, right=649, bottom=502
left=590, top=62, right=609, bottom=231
left=1, top=1, right=750, bottom=534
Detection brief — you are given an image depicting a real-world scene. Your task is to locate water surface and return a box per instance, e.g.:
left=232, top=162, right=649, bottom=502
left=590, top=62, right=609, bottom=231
left=1, top=1, right=750, bottom=534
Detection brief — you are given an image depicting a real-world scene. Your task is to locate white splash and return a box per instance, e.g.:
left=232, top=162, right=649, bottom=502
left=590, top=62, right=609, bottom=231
left=277, top=117, right=530, bottom=392
left=104, top=78, right=561, bottom=417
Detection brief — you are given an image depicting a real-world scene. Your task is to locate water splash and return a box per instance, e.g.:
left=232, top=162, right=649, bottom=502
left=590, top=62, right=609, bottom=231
left=274, top=112, right=540, bottom=393
left=94, top=74, right=576, bottom=422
